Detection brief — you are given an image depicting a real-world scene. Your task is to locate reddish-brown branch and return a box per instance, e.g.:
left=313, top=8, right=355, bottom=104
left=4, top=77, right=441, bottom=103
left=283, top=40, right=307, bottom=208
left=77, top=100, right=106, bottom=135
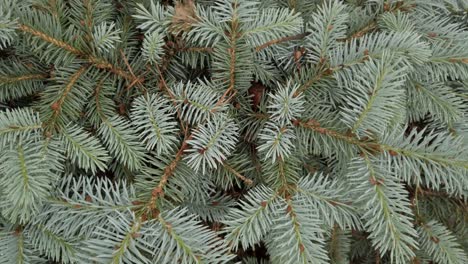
left=0, top=73, right=48, bottom=83
left=293, top=119, right=382, bottom=154
left=211, top=18, right=239, bottom=111
left=148, top=130, right=191, bottom=210
left=222, top=162, right=253, bottom=185
left=19, top=24, right=143, bottom=84
left=338, top=3, right=417, bottom=42
left=19, top=24, right=83, bottom=55
left=255, top=32, right=309, bottom=52
left=182, top=47, right=214, bottom=53
left=88, top=57, right=141, bottom=83
left=46, top=66, right=88, bottom=131
left=119, top=50, right=147, bottom=95
left=338, top=23, right=378, bottom=42
left=154, top=63, right=177, bottom=103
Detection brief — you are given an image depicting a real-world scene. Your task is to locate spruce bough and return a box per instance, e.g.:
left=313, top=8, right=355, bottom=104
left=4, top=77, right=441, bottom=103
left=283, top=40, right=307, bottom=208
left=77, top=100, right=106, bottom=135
left=0, top=0, right=467, bottom=263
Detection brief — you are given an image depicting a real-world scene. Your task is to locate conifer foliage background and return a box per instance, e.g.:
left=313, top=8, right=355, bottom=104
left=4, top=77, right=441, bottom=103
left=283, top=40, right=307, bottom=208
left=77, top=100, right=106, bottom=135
left=0, top=0, right=467, bottom=263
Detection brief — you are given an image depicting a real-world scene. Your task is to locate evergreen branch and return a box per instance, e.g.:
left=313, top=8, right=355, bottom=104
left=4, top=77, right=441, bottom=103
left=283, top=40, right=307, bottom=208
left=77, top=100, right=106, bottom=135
left=255, top=32, right=309, bottom=51
left=0, top=227, right=36, bottom=264
left=131, top=94, right=178, bottom=153
left=295, top=174, right=360, bottom=229
left=18, top=24, right=142, bottom=83
left=156, top=214, right=201, bottom=263
left=43, top=65, right=88, bottom=131
left=184, top=193, right=235, bottom=222
left=293, top=119, right=380, bottom=153
left=150, top=208, right=233, bottom=263
left=244, top=7, right=303, bottom=48
left=341, top=53, right=407, bottom=137
left=267, top=81, right=304, bottom=126
left=153, top=63, right=177, bottom=103
left=0, top=73, right=47, bottom=83
left=284, top=200, right=308, bottom=264
left=111, top=218, right=143, bottom=264
left=98, top=116, right=146, bottom=171
left=293, top=54, right=370, bottom=97
left=134, top=1, right=169, bottom=34
left=85, top=77, right=117, bottom=128
left=0, top=59, right=48, bottom=101
left=92, top=22, right=121, bottom=53
left=295, top=118, right=468, bottom=174
left=258, top=122, right=296, bottom=164
left=294, top=69, right=329, bottom=97
left=185, top=115, right=239, bottom=172
left=224, top=19, right=238, bottom=102
left=82, top=212, right=149, bottom=263
left=266, top=155, right=300, bottom=191
left=34, top=175, right=137, bottom=239
left=119, top=49, right=147, bottom=94
left=0, top=108, right=42, bottom=148
left=222, top=162, right=253, bottom=185
left=346, top=22, right=377, bottom=40
left=142, top=31, right=164, bottom=65
left=408, top=81, right=464, bottom=125
left=327, top=225, right=351, bottom=264
left=173, top=81, right=225, bottom=125
left=0, top=3, right=17, bottom=49
left=381, top=128, right=468, bottom=170
left=339, top=2, right=416, bottom=42
left=148, top=136, right=189, bottom=212
left=349, top=156, right=418, bottom=263
left=0, top=141, right=53, bottom=224
left=60, top=124, right=110, bottom=174
left=1, top=1, right=467, bottom=262
left=26, top=223, right=79, bottom=263
left=88, top=57, right=141, bottom=82
left=417, top=220, right=467, bottom=264
left=214, top=152, right=255, bottom=188
left=54, top=67, right=87, bottom=106
left=224, top=186, right=279, bottom=251
left=266, top=197, right=329, bottom=264
left=18, top=24, right=83, bottom=55
left=306, top=0, right=348, bottom=63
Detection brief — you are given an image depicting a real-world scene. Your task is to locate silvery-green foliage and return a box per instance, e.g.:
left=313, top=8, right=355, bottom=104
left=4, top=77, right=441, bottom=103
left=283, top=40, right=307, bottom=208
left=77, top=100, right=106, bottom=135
left=0, top=0, right=467, bottom=263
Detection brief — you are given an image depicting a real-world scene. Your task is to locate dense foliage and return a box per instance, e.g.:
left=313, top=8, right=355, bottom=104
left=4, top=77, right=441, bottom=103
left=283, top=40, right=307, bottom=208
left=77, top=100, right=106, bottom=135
left=0, top=0, right=467, bottom=263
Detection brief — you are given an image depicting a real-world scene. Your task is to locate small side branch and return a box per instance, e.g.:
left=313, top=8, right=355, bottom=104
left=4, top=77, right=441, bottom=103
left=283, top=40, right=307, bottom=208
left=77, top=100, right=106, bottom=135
left=255, top=32, right=309, bottom=52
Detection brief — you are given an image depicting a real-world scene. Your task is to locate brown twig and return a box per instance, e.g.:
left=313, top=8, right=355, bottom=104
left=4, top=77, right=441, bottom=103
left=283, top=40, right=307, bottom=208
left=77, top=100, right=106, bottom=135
left=0, top=73, right=48, bottom=83
left=148, top=129, right=191, bottom=210
left=222, top=162, right=253, bottom=185
left=255, top=32, right=309, bottom=52
left=18, top=24, right=143, bottom=84
left=119, top=50, right=147, bottom=94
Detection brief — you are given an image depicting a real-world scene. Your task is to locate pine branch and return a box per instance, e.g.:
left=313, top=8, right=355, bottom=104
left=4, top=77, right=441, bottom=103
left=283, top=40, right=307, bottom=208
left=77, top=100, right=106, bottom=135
left=147, top=134, right=189, bottom=212
left=417, top=220, right=467, bottom=264
left=295, top=174, right=360, bottom=229
left=98, top=116, right=146, bottom=171
left=60, top=124, right=110, bottom=174
left=43, top=65, right=88, bottom=131
left=0, top=141, right=54, bottom=224
left=224, top=186, right=279, bottom=251
left=18, top=24, right=141, bottom=83
left=349, top=156, right=418, bottom=263
left=266, top=197, right=329, bottom=264
left=255, top=32, right=309, bottom=52
left=18, top=24, right=83, bottom=55
left=0, top=73, right=47, bottom=83
left=26, top=223, right=79, bottom=263
left=222, top=162, right=253, bottom=185
left=0, top=108, right=42, bottom=148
